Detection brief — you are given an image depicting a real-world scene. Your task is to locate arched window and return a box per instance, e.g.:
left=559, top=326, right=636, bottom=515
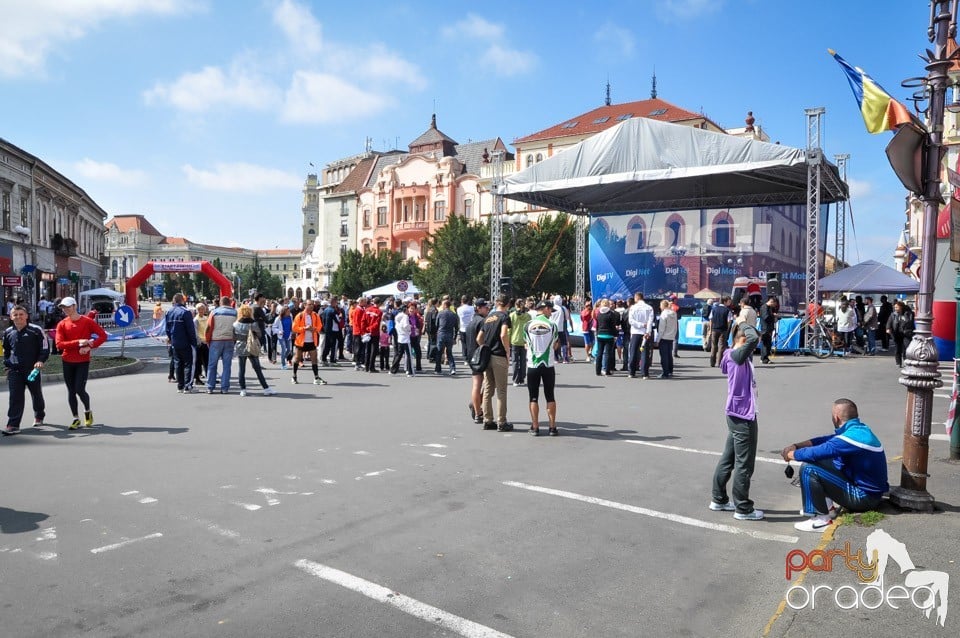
left=712, top=214, right=732, bottom=248
left=626, top=216, right=646, bottom=251
left=535, top=153, right=543, bottom=162
left=526, top=154, right=533, bottom=168
left=111, top=259, right=119, bottom=279
left=665, top=215, right=684, bottom=248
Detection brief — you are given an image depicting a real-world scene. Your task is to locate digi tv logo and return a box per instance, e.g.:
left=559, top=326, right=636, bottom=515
left=784, top=529, right=949, bottom=626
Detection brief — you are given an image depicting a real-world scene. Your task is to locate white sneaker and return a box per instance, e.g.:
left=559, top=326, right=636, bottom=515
left=794, top=515, right=833, bottom=532
left=733, top=509, right=764, bottom=521
left=239, top=390, right=247, bottom=397
left=709, top=501, right=736, bottom=512
left=263, top=387, right=277, bottom=396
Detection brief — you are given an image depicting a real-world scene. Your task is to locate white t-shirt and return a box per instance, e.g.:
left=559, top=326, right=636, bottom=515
left=457, top=304, right=475, bottom=331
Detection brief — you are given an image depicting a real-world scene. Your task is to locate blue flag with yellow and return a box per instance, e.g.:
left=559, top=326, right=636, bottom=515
left=829, top=49, right=914, bottom=134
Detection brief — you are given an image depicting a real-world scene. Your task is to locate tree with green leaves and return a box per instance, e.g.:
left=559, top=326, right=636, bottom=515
left=330, top=249, right=418, bottom=298
left=511, top=212, right=577, bottom=297
left=236, top=255, right=283, bottom=299
left=415, top=214, right=490, bottom=299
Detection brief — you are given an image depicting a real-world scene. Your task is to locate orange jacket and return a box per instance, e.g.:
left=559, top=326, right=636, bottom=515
left=350, top=304, right=364, bottom=336
left=292, top=310, right=322, bottom=348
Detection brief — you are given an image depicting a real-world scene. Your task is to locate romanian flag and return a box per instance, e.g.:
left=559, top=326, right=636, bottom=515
left=829, top=49, right=914, bottom=134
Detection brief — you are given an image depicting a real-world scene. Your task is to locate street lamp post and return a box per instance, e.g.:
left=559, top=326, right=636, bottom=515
left=888, top=1, right=957, bottom=511
left=670, top=245, right=688, bottom=292
left=13, top=225, right=32, bottom=318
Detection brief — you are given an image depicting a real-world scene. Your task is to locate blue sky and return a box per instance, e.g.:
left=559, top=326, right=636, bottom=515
left=0, top=0, right=935, bottom=262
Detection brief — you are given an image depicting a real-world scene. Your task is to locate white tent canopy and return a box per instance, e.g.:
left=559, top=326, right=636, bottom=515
left=362, top=280, right=421, bottom=298
left=501, top=117, right=847, bottom=213
left=79, top=287, right=124, bottom=300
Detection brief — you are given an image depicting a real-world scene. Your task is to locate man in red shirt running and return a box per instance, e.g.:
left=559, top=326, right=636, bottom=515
left=54, top=297, right=108, bottom=429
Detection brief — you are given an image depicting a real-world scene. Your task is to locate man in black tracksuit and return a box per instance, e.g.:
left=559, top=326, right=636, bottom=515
left=165, top=293, right=199, bottom=393
left=3, top=305, right=49, bottom=434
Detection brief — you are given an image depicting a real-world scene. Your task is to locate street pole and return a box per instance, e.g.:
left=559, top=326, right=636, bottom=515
left=953, top=266, right=960, bottom=459
left=889, top=0, right=955, bottom=511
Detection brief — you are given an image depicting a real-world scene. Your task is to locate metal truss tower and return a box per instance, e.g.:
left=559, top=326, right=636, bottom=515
left=805, top=107, right=825, bottom=347
left=574, top=210, right=588, bottom=310
left=489, top=150, right=505, bottom=299
left=834, top=153, right=850, bottom=269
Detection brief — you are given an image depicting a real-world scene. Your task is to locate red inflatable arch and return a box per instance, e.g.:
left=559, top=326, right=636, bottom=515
left=125, top=261, right=233, bottom=316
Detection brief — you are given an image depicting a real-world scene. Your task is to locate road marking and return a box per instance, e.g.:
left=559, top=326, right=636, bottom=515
left=353, top=450, right=372, bottom=456
left=762, top=523, right=837, bottom=635
left=931, top=433, right=950, bottom=441
left=355, top=468, right=396, bottom=481
left=503, top=481, right=798, bottom=544
left=120, top=490, right=139, bottom=496
left=624, top=439, right=787, bottom=464
left=138, top=497, right=158, bottom=504
left=429, top=453, right=447, bottom=458
left=232, top=502, right=261, bottom=511
left=935, top=393, right=951, bottom=399
left=36, top=527, right=56, bottom=541
left=35, top=551, right=58, bottom=561
left=294, top=560, right=516, bottom=638
left=90, top=533, right=163, bottom=554
left=207, top=524, right=241, bottom=539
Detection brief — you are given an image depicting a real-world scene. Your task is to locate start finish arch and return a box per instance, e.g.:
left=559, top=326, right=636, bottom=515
left=125, top=261, right=233, bottom=315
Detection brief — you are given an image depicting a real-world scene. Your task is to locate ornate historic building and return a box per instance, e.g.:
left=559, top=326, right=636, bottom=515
left=1, top=136, right=107, bottom=311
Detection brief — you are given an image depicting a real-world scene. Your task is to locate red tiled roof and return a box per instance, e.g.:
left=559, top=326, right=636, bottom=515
left=105, top=214, right=163, bottom=236
left=256, top=248, right=300, bottom=255
left=333, top=156, right=378, bottom=194
left=160, top=236, right=189, bottom=245
left=513, top=98, right=711, bottom=145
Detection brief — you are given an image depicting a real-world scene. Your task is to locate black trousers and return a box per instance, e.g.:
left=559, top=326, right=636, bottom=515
left=62, top=361, right=91, bottom=416
left=6, top=369, right=45, bottom=428
left=322, top=332, right=338, bottom=363
left=173, top=345, right=195, bottom=390
left=658, top=339, right=674, bottom=376
left=627, top=333, right=651, bottom=376
left=410, top=336, right=422, bottom=371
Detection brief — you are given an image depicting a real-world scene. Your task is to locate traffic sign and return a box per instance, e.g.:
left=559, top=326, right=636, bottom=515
left=397, top=279, right=409, bottom=292
left=114, top=305, right=135, bottom=327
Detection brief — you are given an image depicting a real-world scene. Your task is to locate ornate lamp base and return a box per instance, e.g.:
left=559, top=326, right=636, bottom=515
left=888, top=486, right=935, bottom=512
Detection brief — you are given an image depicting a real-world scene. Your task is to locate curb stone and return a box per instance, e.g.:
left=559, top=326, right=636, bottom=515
left=0, top=358, right=144, bottom=390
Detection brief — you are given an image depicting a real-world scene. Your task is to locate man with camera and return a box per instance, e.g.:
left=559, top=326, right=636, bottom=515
left=781, top=398, right=888, bottom=532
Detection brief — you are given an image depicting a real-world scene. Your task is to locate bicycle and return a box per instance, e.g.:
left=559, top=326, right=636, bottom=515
left=774, top=312, right=835, bottom=359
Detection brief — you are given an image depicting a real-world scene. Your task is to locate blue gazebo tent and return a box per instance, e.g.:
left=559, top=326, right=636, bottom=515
left=817, top=260, right=919, bottom=294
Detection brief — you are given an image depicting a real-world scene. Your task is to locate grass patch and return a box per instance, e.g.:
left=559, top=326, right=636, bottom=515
left=836, top=511, right=885, bottom=527
left=36, top=355, right=138, bottom=375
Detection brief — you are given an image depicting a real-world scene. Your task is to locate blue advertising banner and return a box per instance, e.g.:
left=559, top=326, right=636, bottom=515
left=588, top=205, right=827, bottom=307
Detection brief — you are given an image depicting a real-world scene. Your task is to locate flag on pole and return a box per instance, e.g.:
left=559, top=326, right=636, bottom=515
left=829, top=49, right=914, bottom=134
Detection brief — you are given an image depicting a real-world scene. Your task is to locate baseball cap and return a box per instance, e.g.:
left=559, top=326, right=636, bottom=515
left=321, top=299, right=329, bottom=305
left=474, top=298, right=489, bottom=307
left=535, top=299, right=554, bottom=310
left=59, top=296, right=77, bottom=307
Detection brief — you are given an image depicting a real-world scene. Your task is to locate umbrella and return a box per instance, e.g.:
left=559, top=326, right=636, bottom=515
left=693, top=288, right=721, bottom=300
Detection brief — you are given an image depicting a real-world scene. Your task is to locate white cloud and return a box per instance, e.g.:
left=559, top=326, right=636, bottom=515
left=847, top=178, right=873, bottom=200
left=143, top=65, right=279, bottom=112
left=0, top=0, right=198, bottom=78
left=480, top=44, right=538, bottom=77
left=281, top=71, right=389, bottom=124
left=182, top=162, right=301, bottom=191
left=272, top=0, right=322, bottom=56
left=74, top=158, right=147, bottom=186
left=442, top=14, right=504, bottom=40
left=594, top=23, right=635, bottom=57
left=358, top=45, right=427, bottom=90
left=441, top=14, right=536, bottom=77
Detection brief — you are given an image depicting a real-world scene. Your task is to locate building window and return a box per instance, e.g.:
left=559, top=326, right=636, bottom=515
left=665, top=216, right=684, bottom=248
left=363, top=208, right=371, bottom=228
left=19, top=198, right=27, bottom=225
left=340, top=243, right=347, bottom=255
left=377, top=206, right=387, bottom=226
left=535, top=153, right=543, bottom=162
left=1, top=192, right=9, bottom=230
left=399, top=240, right=408, bottom=257
left=464, top=198, right=474, bottom=219
left=526, top=154, right=533, bottom=168
left=712, top=215, right=732, bottom=248
left=434, top=201, right=446, bottom=221
left=626, top=216, right=646, bottom=251
left=363, top=242, right=371, bottom=254
left=377, top=240, right=387, bottom=252
left=305, top=268, right=312, bottom=279
left=340, top=201, right=348, bottom=216
left=340, top=220, right=349, bottom=237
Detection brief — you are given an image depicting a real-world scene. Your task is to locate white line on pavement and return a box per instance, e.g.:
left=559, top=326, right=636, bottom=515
left=503, top=481, right=799, bottom=544
left=931, top=433, right=950, bottom=441
left=90, top=533, right=163, bottom=554
left=294, top=560, right=516, bottom=638
left=624, top=440, right=788, bottom=464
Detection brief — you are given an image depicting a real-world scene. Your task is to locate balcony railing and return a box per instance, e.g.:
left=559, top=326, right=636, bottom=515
left=393, top=221, right=429, bottom=232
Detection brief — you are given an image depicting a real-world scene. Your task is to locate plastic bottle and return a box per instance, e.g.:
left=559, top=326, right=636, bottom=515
left=27, top=367, right=39, bottom=382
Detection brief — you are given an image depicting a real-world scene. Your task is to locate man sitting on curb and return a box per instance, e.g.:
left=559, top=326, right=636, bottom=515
left=781, top=398, right=889, bottom=532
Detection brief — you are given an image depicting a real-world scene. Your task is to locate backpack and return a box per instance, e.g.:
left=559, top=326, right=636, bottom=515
left=468, top=344, right=491, bottom=374
left=246, top=325, right=261, bottom=357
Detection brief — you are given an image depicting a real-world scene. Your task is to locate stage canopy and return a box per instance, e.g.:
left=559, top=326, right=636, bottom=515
left=818, top=260, right=920, bottom=294
left=363, top=280, right=421, bottom=298
left=500, top=117, right=848, bottom=213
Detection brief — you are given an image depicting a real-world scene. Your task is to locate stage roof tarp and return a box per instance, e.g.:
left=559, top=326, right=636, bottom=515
left=79, top=287, right=124, bottom=299
left=501, top=117, right=848, bottom=213
left=818, top=260, right=920, bottom=294
left=363, top=280, right=421, bottom=298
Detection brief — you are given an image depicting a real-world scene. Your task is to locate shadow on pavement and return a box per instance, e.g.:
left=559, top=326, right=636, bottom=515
left=556, top=422, right=640, bottom=440
left=0, top=506, right=49, bottom=534
left=17, top=424, right=189, bottom=438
